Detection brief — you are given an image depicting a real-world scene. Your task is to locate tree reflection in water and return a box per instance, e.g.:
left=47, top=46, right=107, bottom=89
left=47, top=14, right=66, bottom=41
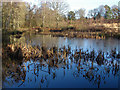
left=2, top=42, right=120, bottom=88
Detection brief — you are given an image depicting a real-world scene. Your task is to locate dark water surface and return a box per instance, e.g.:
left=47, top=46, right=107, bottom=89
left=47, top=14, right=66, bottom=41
left=2, top=34, right=120, bottom=88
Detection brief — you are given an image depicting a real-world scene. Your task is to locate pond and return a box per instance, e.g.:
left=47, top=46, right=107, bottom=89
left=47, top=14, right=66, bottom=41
left=2, top=34, right=120, bottom=88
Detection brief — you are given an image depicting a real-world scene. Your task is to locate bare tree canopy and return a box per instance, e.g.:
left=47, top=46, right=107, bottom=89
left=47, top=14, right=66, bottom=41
left=76, top=8, right=86, bottom=19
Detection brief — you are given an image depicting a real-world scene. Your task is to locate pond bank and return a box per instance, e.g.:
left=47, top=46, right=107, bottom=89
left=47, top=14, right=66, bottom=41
left=3, top=23, right=120, bottom=39
left=18, top=25, right=120, bottom=39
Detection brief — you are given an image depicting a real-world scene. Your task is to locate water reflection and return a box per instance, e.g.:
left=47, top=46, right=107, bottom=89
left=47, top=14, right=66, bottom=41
left=2, top=34, right=120, bottom=88
left=24, top=34, right=120, bottom=52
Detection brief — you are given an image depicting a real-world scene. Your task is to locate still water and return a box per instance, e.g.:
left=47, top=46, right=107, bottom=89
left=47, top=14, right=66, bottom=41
left=2, top=34, right=120, bottom=88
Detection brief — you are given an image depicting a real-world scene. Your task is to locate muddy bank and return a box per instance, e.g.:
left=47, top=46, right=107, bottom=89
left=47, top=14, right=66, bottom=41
left=5, top=25, right=119, bottom=39
left=39, top=31, right=119, bottom=39
left=37, top=26, right=120, bottom=39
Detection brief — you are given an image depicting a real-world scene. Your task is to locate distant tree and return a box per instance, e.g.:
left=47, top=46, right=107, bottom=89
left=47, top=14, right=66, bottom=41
left=25, top=3, right=37, bottom=28
left=48, top=0, right=69, bottom=28
left=68, top=11, right=75, bottom=20
left=48, top=0, right=69, bottom=15
left=40, top=2, right=51, bottom=27
left=34, top=0, right=69, bottom=28
left=98, top=5, right=105, bottom=17
left=62, top=15, right=67, bottom=21
left=93, top=8, right=99, bottom=20
left=111, top=5, right=118, bottom=19
left=87, top=10, right=94, bottom=18
left=87, top=9, right=99, bottom=20
left=76, top=8, right=86, bottom=19
left=104, top=5, right=112, bottom=19
left=96, top=12, right=101, bottom=19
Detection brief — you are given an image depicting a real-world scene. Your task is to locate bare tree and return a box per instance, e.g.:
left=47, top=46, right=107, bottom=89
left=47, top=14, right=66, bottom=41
left=76, top=8, right=86, bottom=19
left=98, top=5, right=105, bottom=17
left=48, top=0, right=69, bottom=28
left=87, top=10, right=94, bottom=19
left=48, top=0, right=69, bottom=15
left=2, top=2, right=27, bottom=30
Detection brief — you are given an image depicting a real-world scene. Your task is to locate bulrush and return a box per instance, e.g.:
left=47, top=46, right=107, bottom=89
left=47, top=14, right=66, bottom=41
left=103, top=52, right=105, bottom=60
left=86, top=49, right=89, bottom=59
left=55, top=58, right=59, bottom=65
left=74, top=52, right=79, bottom=60
left=49, top=59, right=54, bottom=67
left=90, top=49, right=95, bottom=59
left=6, top=44, right=13, bottom=55
left=37, top=45, right=40, bottom=50
left=111, top=48, right=116, bottom=58
left=79, top=49, right=82, bottom=58
left=7, top=44, right=14, bottom=52
left=68, top=45, right=71, bottom=53
left=96, top=51, right=104, bottom=65
left=63, top=50, right=66, bottom=60
left=5, top=43, right=119, bottom=70
left=63, top=45, right=66, bottom=51
left=53, top=46, right=58, bottom=53
left=58, top=50, right=62, bottom=58
left=15, top=47, right=23, bottom=60
left=47, top=49, right=51, bottom=58
left=55, top=52, right=58, bottom=59
left=50, top=47, right=54, bottom=56
left=11, top=44, right=15, bottom=52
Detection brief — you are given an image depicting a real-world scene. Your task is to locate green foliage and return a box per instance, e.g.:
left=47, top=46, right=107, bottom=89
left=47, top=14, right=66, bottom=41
left=111, top=5, right=118, bottom=19
left=87, top=5, right=118, bottom=20
left=104, top=5, right=113, bottom=19
left=68, top=11, right=75, bottom=20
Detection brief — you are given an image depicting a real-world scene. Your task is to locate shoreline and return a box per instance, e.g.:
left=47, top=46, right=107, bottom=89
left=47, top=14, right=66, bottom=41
left=2, top=24, right=120, bottom=39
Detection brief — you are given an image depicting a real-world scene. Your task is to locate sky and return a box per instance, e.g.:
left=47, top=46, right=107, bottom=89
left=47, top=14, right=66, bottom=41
left=66, top=0, right=119, bottom=16
left=26, top=0, right=119, bottom=10
left=66, top=0, right=119, bottom=11
left=25, top=0, right=119, bottom=16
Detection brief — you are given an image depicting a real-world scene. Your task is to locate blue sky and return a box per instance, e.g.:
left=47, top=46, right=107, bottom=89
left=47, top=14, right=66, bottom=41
left=25, top=0, right=119, bottom=15
left=66, top=0, right=119, bottom=16
left=26, top=0, right=119, bottom=10
left=67, top=0, right=119, bottom=11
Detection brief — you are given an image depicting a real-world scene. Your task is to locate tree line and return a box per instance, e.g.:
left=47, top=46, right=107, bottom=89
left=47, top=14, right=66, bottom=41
left=1, top=0, right=119, bottom=31
left=68, top=5, right=118, bottom=20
